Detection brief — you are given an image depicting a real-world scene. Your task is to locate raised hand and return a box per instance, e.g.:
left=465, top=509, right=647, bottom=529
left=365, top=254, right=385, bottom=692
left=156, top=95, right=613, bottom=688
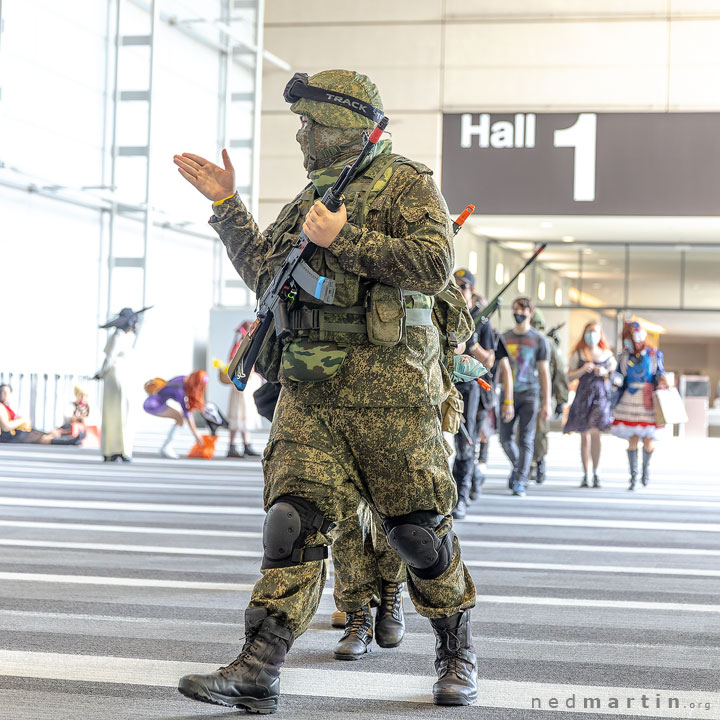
left=173, top=149, right=236, bottom=202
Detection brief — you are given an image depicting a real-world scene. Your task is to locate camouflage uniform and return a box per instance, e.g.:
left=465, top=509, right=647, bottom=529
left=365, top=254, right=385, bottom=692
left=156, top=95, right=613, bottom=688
left=209, top=71, right=475, bottom=637
left=331, top=502, right=404, bottom=613
left=531, top=311, right=569, bottom=464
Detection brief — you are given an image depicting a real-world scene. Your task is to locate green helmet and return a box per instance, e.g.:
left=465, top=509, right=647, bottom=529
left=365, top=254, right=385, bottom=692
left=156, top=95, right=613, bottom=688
left=288, top=69, right=383, bottom=130
left=531, top=307, right=546, bottom=331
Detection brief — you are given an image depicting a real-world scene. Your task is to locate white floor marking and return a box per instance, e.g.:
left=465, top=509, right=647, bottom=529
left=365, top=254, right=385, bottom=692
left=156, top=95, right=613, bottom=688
left=0, top=476, right=261, bottom=491
left=465, top=560, right=720, bottom=578
left=0, top=497, right=264, bottom=514
left=464, top=515, right=720, bottom=532
left=0, top=650, right=717, bottom=717
left=459, top=540, right=720, bottom=557
left=0, top=520, right=262, bottom=537
left=480, top=495, right=720, bottom=509
left=2, top=572, right=719, bottom=613
left=3, top=540, right=720, bottom=576
left=0, top=538, right=263, bottom=557
left=1, top=521, right=716, bottom=558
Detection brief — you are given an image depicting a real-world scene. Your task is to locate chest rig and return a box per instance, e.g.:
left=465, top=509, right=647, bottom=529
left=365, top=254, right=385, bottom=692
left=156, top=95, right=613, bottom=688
left=267, top=153, right=434, bottom=340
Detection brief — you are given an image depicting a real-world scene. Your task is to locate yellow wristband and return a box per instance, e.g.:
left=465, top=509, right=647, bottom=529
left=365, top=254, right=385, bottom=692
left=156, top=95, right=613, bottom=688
left=503, top=399, right=514, bottom=405
left=213, top=192, right=236, bottom=206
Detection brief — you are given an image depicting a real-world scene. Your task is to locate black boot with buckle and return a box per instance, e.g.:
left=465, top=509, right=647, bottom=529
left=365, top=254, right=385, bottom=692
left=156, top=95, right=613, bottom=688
left=333, top=605, right=373, bottom=660
left=178, top=607, right=293, bottom=714
left=374, top=581, right=405, bottom=648
left=430, top=610, right=478, bottom=706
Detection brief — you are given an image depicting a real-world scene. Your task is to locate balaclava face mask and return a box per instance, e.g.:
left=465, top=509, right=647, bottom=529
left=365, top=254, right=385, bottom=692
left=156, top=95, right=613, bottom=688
left=296, top=117, right=366, bottom=174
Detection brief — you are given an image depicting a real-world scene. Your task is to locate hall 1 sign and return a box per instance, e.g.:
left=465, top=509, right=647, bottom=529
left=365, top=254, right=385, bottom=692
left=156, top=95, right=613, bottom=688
left=441, top=112, right=720, bottom=216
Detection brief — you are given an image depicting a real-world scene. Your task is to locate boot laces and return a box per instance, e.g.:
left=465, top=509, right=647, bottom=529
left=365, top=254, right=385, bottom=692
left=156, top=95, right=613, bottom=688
left=381, top=582, right=402, bottom=617
left=438, top=629, right=469, bottom=677
left=220, top=631, right=261, bottom=676
left=344, top=608, right=370, bottom=637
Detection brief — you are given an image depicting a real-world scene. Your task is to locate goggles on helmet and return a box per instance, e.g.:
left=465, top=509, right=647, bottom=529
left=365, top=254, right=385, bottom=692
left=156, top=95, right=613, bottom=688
left=283, top=72, right=384, bottom=125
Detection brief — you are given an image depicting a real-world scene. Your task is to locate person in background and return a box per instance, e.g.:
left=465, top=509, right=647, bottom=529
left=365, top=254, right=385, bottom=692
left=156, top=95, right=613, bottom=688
left=143, top=371, right=207, bottom=459
left=529, top=309, right=568, bottom=485
left=611, top=322, right=667, bottom=490
left=450, top=269, right=495, bottom=519
left=47, top=385, right=91, bottom=445
left=225, top=322, right=261, bottom=458
left=563, top=322, right=616, bottom=488
left=500, top=297, right=551, bottom=497
left=94, top=306, right=150, bottom=462
left=0, top=384, right=54, bottom=443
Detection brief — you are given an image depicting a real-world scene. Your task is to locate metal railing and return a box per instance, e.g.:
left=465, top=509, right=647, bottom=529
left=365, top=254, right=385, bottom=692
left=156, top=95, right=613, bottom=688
left=0, top=371, right=100, bottom=432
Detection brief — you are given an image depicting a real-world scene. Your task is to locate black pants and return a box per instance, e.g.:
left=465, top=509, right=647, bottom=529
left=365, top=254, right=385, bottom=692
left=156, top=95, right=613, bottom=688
left=499, top=390, right=539, bottom=486
left=452, top=380, right=480, bottom=503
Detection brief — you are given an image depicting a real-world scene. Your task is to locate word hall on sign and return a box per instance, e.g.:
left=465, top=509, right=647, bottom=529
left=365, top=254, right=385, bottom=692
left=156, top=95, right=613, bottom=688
left=461, top=113, right=536, bottom=149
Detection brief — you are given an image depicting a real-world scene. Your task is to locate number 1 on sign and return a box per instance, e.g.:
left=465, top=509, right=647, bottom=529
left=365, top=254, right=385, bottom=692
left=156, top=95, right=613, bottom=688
left=554, top=113, right=597, bottom=202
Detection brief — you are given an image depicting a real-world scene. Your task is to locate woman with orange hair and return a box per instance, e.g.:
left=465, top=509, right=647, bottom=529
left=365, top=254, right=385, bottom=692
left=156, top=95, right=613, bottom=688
left=143, top=371, right=207, bottom=458
left=611, top=322, right=668, bottom=490
left=564, top=321, right=616, bottom=488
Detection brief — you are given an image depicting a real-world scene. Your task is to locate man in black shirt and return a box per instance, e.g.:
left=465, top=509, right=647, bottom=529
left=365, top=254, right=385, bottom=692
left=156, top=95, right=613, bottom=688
left=451, top=269, right=495, bottom=519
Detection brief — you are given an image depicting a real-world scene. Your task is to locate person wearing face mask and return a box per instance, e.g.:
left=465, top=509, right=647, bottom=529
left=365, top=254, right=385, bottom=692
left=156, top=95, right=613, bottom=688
left=611, top=321, right=668, bottom=491
left=564, top=322, right=617, bottom=488
left=173, top=70, right=478, bottom=712
left=500, top=297, right=552, bottom=497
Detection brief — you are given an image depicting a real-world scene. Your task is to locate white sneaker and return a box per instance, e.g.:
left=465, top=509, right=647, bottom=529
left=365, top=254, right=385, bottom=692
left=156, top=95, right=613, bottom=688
left=160, top=444, right=178, bottom=459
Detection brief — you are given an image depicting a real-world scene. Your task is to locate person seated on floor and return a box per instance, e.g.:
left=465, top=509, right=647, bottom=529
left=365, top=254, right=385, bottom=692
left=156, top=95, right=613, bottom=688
left=45, top=385, right=91, bottom=445
left=0, top=383, right=56, bottom=444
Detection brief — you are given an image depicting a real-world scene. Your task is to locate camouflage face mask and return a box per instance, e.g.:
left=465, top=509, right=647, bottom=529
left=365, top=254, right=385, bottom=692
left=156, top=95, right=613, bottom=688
left=296, top=117, right=365, bottom=174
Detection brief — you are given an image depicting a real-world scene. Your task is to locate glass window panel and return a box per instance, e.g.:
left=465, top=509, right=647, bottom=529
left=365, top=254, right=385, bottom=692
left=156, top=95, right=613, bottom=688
left=628, top=247, right=682, bottom=308
left=577, top=246, right=626, bottom=308
left=683, top=249, right=720, bottom=309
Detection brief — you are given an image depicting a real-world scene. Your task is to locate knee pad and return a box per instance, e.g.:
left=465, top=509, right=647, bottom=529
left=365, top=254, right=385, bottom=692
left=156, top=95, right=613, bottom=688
left=382, top=511, right=454, bottom=580
left=261, top=495, right=334, bottom=569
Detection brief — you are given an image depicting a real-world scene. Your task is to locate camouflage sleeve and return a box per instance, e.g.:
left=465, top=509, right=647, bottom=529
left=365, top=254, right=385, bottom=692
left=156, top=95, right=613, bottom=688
left=208, top=194, right=274, bottom=292
left=551, top=344, right=569, bottom=404
left=327, top=170, right=453, bottom=295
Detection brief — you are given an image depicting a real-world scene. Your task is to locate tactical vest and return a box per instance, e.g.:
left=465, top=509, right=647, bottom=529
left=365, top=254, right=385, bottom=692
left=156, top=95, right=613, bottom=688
left=254, top=153, right=472, bottom=384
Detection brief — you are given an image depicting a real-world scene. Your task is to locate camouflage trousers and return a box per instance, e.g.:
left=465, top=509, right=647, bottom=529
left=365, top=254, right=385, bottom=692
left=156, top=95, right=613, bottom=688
left=534, top=416, right=550, bottom=461
left=249, top=390, right=476, bottom=636
left=331, top=501, right=405, bottom=612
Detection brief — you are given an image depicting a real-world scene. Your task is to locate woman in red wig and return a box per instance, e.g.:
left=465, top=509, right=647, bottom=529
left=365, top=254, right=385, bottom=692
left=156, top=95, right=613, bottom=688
left=143, top=371, right=207, bottom=458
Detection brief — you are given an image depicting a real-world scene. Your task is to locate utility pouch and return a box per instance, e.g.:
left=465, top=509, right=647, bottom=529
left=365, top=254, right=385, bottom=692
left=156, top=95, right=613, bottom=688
left=366, top=283, right=404, bottom=346
left=440, top=385, right=465, bottom=434
left=281, top=337, right=347, bottom=383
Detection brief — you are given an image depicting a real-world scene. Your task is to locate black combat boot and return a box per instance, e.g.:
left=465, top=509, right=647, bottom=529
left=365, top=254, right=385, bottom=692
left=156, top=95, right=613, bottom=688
left=430, top=610, right=478, bottom=706
left=178, top=607, right=293, bottom=714
left=627, top=449, right=638, bottom=491
left=374, top=581, right=405, bottom=648
left=642, top=449, right=653, bottom=486
left=333, top=605, right=373, bottom=660
left=535, top=458, right=546, bottom=484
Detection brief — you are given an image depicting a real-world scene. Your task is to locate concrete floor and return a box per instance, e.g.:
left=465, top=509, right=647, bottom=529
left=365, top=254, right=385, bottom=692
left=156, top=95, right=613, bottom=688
left=0, top=431, right=719, bottom=720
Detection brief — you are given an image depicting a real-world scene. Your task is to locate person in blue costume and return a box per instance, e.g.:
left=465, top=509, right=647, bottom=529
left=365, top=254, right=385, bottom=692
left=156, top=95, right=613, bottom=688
left=611, top=322, right=668, bottom=490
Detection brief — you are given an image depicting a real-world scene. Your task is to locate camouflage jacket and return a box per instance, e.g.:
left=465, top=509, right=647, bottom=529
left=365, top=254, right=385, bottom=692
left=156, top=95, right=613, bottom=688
left=209, top=155, right=454, bottom=407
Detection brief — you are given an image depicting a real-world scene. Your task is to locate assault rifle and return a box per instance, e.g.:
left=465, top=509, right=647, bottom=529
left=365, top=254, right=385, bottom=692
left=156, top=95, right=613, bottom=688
left=227, top=117, right=389, bottom=391
left=546, top=321, right=566, bottom=346
left=476, top=243, right=547, bottom=328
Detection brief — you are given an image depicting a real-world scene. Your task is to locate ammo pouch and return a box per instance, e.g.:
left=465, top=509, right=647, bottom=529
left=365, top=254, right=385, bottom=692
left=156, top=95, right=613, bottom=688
left=365, top=285, right=435, bottom=347
left=366, top=284, right=404, bottom=346
left=440, top=385, right=465, bottom=434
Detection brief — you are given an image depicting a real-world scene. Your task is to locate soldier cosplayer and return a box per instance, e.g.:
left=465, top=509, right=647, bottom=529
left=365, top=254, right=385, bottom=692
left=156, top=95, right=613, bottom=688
left=173, top=70, right=477, bottom=713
